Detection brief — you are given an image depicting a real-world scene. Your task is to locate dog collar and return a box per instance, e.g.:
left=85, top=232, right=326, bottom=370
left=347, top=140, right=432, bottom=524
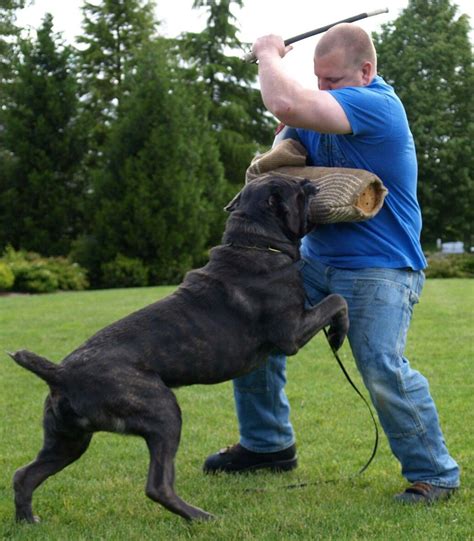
left=224, top=242, right=284, bottom=255
left=223, top=242, right=302, bottom=263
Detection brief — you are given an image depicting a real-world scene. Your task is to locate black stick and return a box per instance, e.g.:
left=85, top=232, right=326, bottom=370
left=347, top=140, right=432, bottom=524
left=243, top=8, right=389, bottom=63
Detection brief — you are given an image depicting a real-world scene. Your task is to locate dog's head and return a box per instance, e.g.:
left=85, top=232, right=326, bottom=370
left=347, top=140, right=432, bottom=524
left=225, top=175, right=318, bottom=240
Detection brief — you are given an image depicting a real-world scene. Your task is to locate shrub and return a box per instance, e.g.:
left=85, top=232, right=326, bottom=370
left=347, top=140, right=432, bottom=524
left=459, top=254, right=474, bottom=276
left=425, top=253, right=474, bottom=278
left=101, top=254, right=149, bottom=288
left=46, top=257, right=89, bottom=291
left=1, top=246, right=89, bottom=293
left=13, top=262, right=59, bottom=293
left=1, top=244, right=38, bottom=264
left=0, top=261, right=15, bottom=291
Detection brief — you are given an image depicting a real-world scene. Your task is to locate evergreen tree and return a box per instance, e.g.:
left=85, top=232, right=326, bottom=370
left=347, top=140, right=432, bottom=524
left=0, top=0, right=26, bottom=178
left=374, top=0, right=473, bottom=245
left=180, top=0, right=275, bottom=186
left=83, top=39, right=227, bottom=285
left=77, top=0, right=158, bottom=161
left=0, top=14, right=86, bottom=254
left=0, top=0, right=26, bottom=86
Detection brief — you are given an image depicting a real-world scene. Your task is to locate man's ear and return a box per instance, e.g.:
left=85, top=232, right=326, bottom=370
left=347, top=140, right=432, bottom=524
left=224, top=191, right=241, bottom=212
left=361, top=61, right=375, bottom=85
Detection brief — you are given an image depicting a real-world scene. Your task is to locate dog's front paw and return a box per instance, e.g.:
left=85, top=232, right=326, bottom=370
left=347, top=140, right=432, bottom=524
left=327, top=327, right=346, bottom=351
left=327, top=311, right=349, bottom=351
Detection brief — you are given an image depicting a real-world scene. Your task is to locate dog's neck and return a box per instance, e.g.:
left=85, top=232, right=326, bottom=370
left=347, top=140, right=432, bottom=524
left=222, top=215, right=301, bottom=261
left=222, top=239, right=298, bottom=261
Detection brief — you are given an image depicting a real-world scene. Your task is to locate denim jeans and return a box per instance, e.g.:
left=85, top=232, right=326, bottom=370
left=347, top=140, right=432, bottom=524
left=233, top=258, right=460, bottom=487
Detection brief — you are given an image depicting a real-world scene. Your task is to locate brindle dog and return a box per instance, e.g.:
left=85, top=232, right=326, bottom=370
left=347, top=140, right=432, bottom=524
left=9, top=175, right=349, bottom=522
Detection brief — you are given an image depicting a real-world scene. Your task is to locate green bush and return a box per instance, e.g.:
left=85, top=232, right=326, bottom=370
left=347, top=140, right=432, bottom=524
left=0, top=246, right=89, bottom=293
left=1, top=244, right=38, bottom=264
left=13, top=262, right=59, bottom=293
left=0, top=261, right=15, bottom=291
left=101, top=254, right=149, bottom=288
left=425, top=253, right=474, bottom=278
left=46, top=257, right=89, bottom=291
left=459, top=254, right=474, bottom=276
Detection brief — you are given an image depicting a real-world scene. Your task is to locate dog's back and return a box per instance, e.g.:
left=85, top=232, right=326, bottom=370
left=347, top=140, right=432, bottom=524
left=59, top=245, right=301, bottom=388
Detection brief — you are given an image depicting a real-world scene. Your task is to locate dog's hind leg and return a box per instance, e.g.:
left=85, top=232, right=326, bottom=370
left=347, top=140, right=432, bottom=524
left=143, top=386, right=214, bottom=521
left=13, top=411, right=92, bottom=523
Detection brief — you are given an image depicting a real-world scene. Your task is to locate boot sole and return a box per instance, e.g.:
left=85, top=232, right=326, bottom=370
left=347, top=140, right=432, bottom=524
left=204, top=457, right=297, bottom=474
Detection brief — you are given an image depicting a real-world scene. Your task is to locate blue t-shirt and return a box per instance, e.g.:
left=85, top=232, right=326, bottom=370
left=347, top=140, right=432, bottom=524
left=295, top=75, right=426, bottom=270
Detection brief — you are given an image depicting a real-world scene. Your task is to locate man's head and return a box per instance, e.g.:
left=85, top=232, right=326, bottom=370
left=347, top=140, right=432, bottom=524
left=314, top=23, right=377, bottom=90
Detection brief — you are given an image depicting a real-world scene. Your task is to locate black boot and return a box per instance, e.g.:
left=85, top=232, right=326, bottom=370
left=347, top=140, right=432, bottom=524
left=203, top=443, right=297, bottom=474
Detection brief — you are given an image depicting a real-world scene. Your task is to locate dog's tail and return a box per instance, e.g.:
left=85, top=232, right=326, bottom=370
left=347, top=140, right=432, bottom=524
left=7, top=349, right=63, bottom=386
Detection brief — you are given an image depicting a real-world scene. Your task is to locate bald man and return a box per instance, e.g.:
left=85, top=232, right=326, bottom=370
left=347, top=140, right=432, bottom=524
left=203, top=24, right=460, bottom=504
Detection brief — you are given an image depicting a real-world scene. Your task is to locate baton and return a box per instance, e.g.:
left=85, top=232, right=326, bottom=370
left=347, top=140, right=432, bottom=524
left=242, top=8, right=389, bottom=63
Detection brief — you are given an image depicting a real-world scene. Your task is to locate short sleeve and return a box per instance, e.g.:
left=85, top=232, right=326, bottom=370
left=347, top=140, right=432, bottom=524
left=329, top=86, right=393, bottom=140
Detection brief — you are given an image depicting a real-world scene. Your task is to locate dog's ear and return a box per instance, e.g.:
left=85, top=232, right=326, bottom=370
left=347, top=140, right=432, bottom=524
left=267, top=193, right=281, bottom=210
left=271, top=182, right=315, bottom=238
left=301, top=179, right=319, bottom=197
left=267, top=189, right=302, bottom=237
left=224, top=191, right=241, bottom=212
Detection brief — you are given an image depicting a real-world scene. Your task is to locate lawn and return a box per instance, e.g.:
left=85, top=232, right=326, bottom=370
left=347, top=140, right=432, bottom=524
left=0, top=280, right=472, bottom=540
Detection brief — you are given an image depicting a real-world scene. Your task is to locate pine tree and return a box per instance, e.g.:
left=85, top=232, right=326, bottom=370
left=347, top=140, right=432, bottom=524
left=0, top=0, right=26, bottom=181
left=0, top=0, right=26, bottom=86
left=84, top=40, right=227, bottom=285
left=374, top=0, right=473, bottom=245
left=180, top=0, right=275, bottom=186
left=77, top=0, right=158, bottom=161
left=0, top=14, right=86, bottom=254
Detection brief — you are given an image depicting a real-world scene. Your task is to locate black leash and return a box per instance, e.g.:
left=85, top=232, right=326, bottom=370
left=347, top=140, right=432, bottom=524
left=280, top=330, right=379, bottom=491
left=245, top=327, right=379, bottom=493
left=322, top=327, right=379, bottom=476
left=222, top=246, right=380, bottom=490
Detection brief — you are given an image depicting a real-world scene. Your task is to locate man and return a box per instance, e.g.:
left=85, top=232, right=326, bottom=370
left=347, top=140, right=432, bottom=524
left=203, top=24, right=460, bottom=503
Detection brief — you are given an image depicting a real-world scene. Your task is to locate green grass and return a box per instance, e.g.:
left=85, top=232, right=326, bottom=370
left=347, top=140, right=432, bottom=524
left=0, top=280, right=472, bottom=540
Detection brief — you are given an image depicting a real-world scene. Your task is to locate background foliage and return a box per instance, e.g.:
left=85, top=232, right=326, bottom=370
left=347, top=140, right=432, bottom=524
left=0, top=246, right=88, bottom=293
left=0, top=0, right=472, bottom=288
left=374, top=0, right=473, bottom=246
left=0, top=15, right=86, bottom=256
left=0, top=0, right=273, bottom=287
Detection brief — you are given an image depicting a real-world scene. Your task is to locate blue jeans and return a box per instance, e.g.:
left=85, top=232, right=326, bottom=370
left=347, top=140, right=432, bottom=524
left=233, top=258, right=460, bottom=487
